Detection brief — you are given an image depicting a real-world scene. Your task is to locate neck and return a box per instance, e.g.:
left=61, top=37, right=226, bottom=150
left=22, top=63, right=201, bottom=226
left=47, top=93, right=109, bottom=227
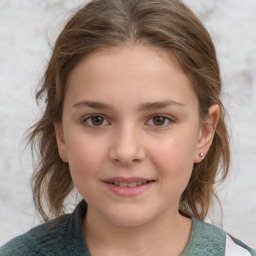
left=83, top=206, right=192, bottom=256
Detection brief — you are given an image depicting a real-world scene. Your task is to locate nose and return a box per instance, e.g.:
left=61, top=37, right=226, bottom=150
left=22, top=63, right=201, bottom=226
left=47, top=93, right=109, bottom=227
left=109, top=125, right=146, bottom=165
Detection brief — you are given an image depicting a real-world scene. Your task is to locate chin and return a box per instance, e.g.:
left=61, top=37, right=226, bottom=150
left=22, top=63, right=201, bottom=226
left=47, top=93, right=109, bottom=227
left=105, top=208, right=153, bottom=228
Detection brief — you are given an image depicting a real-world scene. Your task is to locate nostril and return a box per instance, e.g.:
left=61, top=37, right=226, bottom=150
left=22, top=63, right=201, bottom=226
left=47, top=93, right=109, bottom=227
left=109, top=138, right=146, bottom=164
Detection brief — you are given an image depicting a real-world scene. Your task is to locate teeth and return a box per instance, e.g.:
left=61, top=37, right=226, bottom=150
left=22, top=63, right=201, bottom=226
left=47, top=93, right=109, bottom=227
left=128, top=182, right=137, bottom=188
left=110, top=181, right=150, bottom=187
left=120, top=182, right=127, bottom=187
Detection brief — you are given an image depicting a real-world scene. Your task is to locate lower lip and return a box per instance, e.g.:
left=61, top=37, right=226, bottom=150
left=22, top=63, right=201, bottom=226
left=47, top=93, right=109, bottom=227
left=103, top=181, right=154, bottom=197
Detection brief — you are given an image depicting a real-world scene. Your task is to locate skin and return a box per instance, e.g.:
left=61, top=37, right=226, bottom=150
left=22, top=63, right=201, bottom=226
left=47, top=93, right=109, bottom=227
left=55, top=45, right=219, bottom=256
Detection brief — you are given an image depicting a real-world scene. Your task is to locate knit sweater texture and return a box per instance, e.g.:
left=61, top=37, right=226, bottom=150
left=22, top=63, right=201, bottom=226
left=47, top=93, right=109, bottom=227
left=0, top=201, right=255, bottom=256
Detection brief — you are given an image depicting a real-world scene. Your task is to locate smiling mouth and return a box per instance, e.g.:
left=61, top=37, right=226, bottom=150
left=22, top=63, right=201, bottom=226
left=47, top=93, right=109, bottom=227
left=103, top=178, right=155, bottom=196
left=105, top=180, right=154, bottom=187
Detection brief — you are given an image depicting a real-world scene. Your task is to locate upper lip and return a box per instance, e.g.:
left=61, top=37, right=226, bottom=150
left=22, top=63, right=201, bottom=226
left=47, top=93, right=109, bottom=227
left=103, top=177, right=155, bottom=183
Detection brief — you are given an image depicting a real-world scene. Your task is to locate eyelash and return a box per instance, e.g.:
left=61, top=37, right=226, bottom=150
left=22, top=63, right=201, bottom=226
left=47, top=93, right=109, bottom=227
left=147, top=114, right=174, bottom=127
left=82, top=114, right=174, bottom=128
left=82, top=114, right=110, bottom=127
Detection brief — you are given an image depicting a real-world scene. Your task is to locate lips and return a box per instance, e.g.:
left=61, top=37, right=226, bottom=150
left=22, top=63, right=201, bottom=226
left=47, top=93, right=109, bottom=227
left=103, top=177, right=155, bottom=197
left=104, top=177, right=154, bottom=186
left=106, top=180, right=150, bottom=187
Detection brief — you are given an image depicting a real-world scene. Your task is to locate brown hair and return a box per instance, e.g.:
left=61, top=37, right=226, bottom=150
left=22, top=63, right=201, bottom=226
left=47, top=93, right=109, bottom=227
left=28, top=0, right=230, bottom=222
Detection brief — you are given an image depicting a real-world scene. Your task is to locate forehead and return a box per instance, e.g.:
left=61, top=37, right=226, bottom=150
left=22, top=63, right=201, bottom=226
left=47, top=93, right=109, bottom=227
left=65, top=45, right=198, bottom=111
left=68, top=44, right=184, bottom=82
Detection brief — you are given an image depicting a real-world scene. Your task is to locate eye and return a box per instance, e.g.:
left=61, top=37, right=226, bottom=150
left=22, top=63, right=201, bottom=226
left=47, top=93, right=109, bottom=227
left=148, top=115, right=173, bottom=127
left=83, top=115, right=109, bottom=127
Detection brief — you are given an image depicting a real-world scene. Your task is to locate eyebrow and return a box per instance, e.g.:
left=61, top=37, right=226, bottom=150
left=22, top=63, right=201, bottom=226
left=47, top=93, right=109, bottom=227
left=138, top=100, right=185, bottom=111
left=73, top=100, right=185, bottom=111
left=73, top=101, right=112, bottom=110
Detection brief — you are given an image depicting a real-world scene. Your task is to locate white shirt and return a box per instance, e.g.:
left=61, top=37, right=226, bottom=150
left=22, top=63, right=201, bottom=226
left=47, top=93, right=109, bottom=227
left=225, top=235, right=252, bottom=256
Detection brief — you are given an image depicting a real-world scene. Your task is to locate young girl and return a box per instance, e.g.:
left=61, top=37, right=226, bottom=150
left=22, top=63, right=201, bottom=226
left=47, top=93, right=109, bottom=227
left=1, top=0, right=255, bottom=255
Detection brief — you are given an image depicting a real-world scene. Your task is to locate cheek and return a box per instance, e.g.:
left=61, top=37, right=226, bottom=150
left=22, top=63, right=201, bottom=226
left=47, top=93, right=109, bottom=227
left=66, top=138, right=106, bottom=202
left=151, top=133, right=197, bottom=167
left=149, top=134, right=196, bottom=187
left=152, top=144, right=193, bottom=203
left=66, top=137, right=105, bottom=178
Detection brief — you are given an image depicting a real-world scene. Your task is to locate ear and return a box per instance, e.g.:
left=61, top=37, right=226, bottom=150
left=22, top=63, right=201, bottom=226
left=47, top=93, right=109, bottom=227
left=194, top=104, right=220, bottom=163
left=54, top=122, right=69, bottom=163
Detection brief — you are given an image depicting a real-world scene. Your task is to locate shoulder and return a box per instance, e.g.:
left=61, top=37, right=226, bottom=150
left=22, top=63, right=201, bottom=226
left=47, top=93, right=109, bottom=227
left=182, top=217, right=226, bottom=255
left=0, top=214, right=70, bottom=256
left=182, top=217, right=256, bottom=256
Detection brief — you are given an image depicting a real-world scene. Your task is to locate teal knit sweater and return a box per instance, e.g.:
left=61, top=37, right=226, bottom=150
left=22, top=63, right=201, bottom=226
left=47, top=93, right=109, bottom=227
left=0, top=201, right=255, bottom=255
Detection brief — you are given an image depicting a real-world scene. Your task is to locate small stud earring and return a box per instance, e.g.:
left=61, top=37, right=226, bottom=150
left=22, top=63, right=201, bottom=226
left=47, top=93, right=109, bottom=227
left=199, top=152, right=204, bottom=158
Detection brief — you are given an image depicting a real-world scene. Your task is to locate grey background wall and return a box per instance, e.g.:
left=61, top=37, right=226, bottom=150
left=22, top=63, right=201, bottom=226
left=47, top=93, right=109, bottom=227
left=0, top=0, right=255, bottom=248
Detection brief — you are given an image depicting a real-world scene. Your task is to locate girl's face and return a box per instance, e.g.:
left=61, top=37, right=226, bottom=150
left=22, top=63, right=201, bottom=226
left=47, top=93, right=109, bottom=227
left=55, top=45, right=217, bottom=227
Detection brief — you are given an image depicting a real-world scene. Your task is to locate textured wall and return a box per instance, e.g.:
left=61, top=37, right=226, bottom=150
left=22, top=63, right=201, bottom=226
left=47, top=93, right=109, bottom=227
left=0, top=0, right=255, bottom=248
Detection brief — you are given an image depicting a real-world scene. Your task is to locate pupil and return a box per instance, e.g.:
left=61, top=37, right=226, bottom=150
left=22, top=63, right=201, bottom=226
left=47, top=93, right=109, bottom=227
left=92, top=116, right=103, bottom=125
left=154, top=116, right=165, bottom=126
